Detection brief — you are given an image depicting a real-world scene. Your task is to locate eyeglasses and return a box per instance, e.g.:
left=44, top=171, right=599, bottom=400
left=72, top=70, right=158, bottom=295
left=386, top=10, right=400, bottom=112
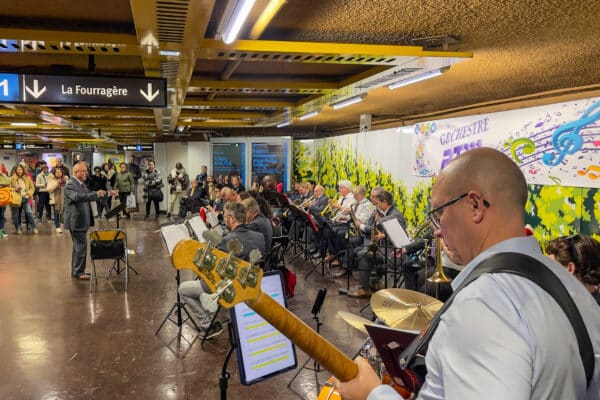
left=428, top=193, right=491, bottom=229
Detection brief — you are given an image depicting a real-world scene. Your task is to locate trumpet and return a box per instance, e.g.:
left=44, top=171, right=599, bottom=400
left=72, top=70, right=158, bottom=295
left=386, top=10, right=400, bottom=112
left=320, top=196, right=337, bottom=218
left=298, top=195, right=315, bottom=210
left=411, top=220, right=431, bottom=238
left=331, top=200, right=353, bottom=223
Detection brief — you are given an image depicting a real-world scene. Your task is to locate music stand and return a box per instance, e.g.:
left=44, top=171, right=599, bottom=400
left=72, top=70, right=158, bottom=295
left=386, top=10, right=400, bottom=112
left=105, top=202, right=127, bottom=229
left=286, top=203, right=309, bottom=260
left=287, top=288, right=327, bottom=395
left=155, top=269, right=201, bottom=335
left=103, top=202, right=138, bottom=277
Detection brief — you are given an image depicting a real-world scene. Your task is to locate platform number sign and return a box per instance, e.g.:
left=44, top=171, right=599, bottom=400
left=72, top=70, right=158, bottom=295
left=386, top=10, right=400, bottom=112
left=0, top=73, right=20, bottom=102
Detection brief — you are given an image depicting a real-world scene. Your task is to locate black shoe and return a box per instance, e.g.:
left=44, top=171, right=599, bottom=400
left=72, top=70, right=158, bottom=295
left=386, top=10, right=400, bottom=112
left=144, top=215, right=150, bottom=220
left=166, top=212, right=171, bottom=218
left=204, top=321, right=224, bottom=339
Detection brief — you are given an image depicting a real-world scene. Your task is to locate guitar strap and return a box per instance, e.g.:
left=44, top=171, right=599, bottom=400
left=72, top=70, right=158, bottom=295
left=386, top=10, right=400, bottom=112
left=398, top=252, right=594, bottom=388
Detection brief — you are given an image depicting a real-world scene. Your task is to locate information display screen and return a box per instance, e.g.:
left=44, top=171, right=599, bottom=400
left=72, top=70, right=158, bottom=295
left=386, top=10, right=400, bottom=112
left=251, top=142, right=288, bottom=190
left=230, top=271, right=297, bottom=385
left=212, top=143, right=245, bottom=181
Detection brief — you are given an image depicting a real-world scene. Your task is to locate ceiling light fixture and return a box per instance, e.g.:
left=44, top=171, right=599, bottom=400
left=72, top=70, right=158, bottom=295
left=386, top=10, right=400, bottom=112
left=298, top=110, right=319, bottom=121
left=387, top=69, right=444, bottom=90
left=11, top=122, right=37, bottom=127
left=218, top=0, right=256, bottom=45
left=276, top=121, right=291, bottom=128
left=330, top=93, right=367, bottom=110
left=159, top=50, right=180, bottom=57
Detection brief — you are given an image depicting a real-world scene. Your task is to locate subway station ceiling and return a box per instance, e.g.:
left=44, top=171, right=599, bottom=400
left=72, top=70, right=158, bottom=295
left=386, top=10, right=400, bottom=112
left=1, top=0, right=600, bottom=148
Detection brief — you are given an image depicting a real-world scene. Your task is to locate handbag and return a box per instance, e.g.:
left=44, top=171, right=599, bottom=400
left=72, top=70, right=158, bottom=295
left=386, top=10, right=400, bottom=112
left=125, top=193, right=138, bottom=212
left=10, top=189, right=22, bottom=206
left=148, top=187, right=164, bottom=202
left=0, top=186, right=12, bottom=207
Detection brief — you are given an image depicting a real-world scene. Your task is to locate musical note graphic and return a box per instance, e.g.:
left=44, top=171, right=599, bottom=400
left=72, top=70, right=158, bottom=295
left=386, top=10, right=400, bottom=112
left=549, top=176, right=562, bottom=185
left=534, top=113, right=552, bottom=128
left=577, top=165, right=600, bottom=180
left=509, top=137, right=536, bottom=163
left=542, top=100, right=600, bottom=166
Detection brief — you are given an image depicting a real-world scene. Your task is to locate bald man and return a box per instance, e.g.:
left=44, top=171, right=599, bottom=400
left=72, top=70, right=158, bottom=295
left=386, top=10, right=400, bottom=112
left=336, top=148, right=600, bottom=400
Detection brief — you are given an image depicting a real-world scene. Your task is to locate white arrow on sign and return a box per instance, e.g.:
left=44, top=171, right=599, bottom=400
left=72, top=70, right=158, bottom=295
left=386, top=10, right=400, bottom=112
left=25, top=79, right=47, bottom=99
left=140, top=83, right=159, bottom=102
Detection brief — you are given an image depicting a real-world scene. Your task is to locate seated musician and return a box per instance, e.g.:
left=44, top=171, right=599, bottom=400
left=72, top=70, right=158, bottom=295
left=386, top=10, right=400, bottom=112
left=242, top=196, right=273, bottom=266
left=348, top=190, right=407, bottom=298
left=178, top=202, right=265, bottom=339
left=546, top=233, right=600, bottom=305
left=288, top=182, right=314, bottom=241
left=328, top=184, right=375, bottom=271
left=322, top=180, right=356, bottom=261
left=178, top=179, right=207, bottom=218
left=305, top=184, right=329, bottom=255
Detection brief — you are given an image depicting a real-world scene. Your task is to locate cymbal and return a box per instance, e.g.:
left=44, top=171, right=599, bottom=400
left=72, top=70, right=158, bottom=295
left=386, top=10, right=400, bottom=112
left=337, top=311, right=374, bottom=335
left=370, top=289, right=443, bottom=331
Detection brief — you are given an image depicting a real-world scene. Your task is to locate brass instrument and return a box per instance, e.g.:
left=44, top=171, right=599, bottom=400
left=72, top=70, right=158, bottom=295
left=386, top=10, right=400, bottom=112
left=426, top=237, right=452, bottom=298
left=319, top=196, right=337, bottom=218
left=366, top=210, right=383, bottom=256
left=410, top=220, right=431, bottom=239
left=298, top=195, right=315, bottom=210
left=346, top=206, right=360, bottom=238
left=331, top=198, right=353, bottom=223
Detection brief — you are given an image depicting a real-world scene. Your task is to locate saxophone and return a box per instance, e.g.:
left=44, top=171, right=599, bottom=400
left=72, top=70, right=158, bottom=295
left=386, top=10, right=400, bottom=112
left=347, top=206, right=360, bottom=238
left=366, top=210, right=383, bottom=256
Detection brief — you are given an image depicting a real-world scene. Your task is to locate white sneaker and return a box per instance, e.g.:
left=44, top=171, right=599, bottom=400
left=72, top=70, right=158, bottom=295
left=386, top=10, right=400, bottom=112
left=33, top=228, right=39, bottom=235
left=56, top=227, right=62, bottom=234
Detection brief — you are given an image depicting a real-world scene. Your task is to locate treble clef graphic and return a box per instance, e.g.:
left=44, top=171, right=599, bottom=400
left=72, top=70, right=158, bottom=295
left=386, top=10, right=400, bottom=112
left=542, top=100, right=600, bottom=166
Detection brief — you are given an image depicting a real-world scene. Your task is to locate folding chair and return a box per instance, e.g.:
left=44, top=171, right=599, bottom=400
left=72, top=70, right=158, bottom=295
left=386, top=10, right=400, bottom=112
left=89, top=229, right=136, bottom=292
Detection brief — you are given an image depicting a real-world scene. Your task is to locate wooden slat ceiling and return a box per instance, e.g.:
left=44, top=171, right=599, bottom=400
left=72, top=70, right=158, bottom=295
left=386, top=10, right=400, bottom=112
left=0, top=0, right=600, bottom=148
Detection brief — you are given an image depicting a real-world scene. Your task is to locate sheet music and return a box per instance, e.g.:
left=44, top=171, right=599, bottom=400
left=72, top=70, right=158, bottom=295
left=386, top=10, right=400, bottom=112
left=160, top=223, right=190, bottom=255
left=187, top=216, right=208, bottom=242
left=380, top=219, right=411, bottom=248
left=206, top=210, right=219, bottom=227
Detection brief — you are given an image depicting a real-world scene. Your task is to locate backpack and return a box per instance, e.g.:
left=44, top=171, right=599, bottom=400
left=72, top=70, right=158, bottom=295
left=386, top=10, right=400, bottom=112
left=283, top=267, right=297, bottom=298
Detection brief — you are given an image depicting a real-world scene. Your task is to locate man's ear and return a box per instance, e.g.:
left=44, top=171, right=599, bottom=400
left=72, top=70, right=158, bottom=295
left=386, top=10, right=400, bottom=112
left=566, top=261, right=577, bottom=275
left=470, top=192, right=485, bottom=223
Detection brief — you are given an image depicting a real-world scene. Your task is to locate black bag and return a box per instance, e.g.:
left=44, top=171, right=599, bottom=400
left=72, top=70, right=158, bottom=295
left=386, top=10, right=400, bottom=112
left=90, top=239, right=125, bottom=260
left=148, top=187, right=164, bottom=202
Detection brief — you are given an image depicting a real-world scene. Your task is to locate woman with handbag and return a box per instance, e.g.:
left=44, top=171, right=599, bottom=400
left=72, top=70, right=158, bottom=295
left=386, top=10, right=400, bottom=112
left=10, top=165, right=37, bottom=235
left=113, top=163, right=135, bottom=219
left=0, top=162, right=10, bottom=238
left=47, top=168, right=68, bottom=234
left=142, top=161, right=163, bottom=220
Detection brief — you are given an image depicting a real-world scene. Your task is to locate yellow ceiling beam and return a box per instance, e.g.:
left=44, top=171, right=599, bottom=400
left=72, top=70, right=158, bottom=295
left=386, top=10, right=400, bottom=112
left=53, top=109, right=154, bottom=118
left=75, top=119, right=157, bottom=125
left=0, top=29, right=138, bottom=45
left=189, top=78, right=338, bottom=91
left=184, top=99, right=295, bottom=108
left=198, top=39, right=473, bottom=61
left=183, top=121, right=256, bottom=127
left=180, top=111, right=271, bottom=119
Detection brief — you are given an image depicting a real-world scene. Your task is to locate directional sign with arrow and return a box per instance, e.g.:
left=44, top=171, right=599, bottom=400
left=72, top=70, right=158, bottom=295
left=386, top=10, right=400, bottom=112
left=12, top=74, right=167, bottom=107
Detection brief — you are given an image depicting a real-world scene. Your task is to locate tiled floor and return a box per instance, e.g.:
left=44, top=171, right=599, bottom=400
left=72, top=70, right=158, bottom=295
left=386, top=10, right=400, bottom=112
left=0, top=215, right=372, bottom=399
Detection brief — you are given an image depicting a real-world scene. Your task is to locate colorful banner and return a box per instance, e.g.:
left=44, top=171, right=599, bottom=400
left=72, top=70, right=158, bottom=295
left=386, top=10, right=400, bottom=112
left=413, top=97, right=600, bottom=188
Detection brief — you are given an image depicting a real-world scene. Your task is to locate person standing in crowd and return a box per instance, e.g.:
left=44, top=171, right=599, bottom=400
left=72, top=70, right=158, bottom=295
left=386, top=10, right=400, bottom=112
left=113, top=163, right=135, bottom=219
left=88, top=166, right=108, bottom=218
left=167, top=162, right=189, bottom=218
left=46, top=168, right=68, bottom=234
left=179, top=202, right=265, bottom=339
left=64, top=162, right=107, bottom=280
left=196, top=165, right=208, bottom=186
left=231, top=175, right=246, bottom=193
left=336, top=147, right=600, bottom=400
left=10, top=165, right=37, bottom=235
left=128, top=156, right=141, bottom=201
left=546, top=233, right=600, bottom=306
left=52, top=158, right=70, bottom=178
left=101, top=162, right=116, bottom=210
left=0, top=162, right=10, bottom=239
left=35, top=164, right=52, bottom=222
left=142, top=161, right=163, bottom=220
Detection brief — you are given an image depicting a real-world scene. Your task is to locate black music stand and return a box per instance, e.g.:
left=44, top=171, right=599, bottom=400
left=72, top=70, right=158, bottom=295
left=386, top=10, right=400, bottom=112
left=219, top=320, right=237, bottom=400
left=103, top=202, right=139, bottom=277
left=287, top=203, right=309, bottom=260
left=287, top=288, right=327, bottom=394
left=105, top=202, right=127, bottom=229
left=155, top=270, right=201, bottom=335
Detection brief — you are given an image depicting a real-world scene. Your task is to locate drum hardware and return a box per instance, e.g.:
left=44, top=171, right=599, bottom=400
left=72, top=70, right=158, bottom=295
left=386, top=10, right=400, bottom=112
left=370, top=288, right=443, bottom=331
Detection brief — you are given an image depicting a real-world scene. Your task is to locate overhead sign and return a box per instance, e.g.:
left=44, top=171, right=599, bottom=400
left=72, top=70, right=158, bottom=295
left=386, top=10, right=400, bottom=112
left=117, top=144, right=154, bottom=151
left=15, top=143, right=53, bottom=150
left=0, top=73, right=166, bottom=107
left=0, top=143, right=15, bottom=149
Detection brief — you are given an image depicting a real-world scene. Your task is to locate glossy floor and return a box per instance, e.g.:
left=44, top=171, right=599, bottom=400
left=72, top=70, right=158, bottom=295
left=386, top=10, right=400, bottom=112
left=0, top=216, right=371, bottom=400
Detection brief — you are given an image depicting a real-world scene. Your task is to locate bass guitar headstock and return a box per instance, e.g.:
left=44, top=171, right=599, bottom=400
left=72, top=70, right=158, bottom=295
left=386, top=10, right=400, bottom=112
left=171, top=230, right=263, bottom=309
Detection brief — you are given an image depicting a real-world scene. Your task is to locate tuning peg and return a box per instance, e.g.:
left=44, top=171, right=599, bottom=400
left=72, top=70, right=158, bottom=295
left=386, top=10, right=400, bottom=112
left=227, top=239, right=243, bottom=255
left=249, top=249, right=262, bottom=264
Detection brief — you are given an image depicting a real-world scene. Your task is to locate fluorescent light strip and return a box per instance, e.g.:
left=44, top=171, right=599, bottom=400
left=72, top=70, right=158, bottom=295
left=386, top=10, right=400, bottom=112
left=276, top=121, right=291, bottom=128
left=159, top=50, right=180, bottom=57
left=387, top=69, right=443, bottom=90
left=330, top=94, right=366, bottom=110
left=11, top=122, right=37, bottom=127
left=298, top=110, right=319, bottom=120
left=223, top=0, right=256, bottom=44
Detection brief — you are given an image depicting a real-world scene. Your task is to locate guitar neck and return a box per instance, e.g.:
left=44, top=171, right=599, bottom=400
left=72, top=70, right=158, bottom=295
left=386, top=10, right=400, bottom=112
left=246, top=291, right=358, bottom=382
